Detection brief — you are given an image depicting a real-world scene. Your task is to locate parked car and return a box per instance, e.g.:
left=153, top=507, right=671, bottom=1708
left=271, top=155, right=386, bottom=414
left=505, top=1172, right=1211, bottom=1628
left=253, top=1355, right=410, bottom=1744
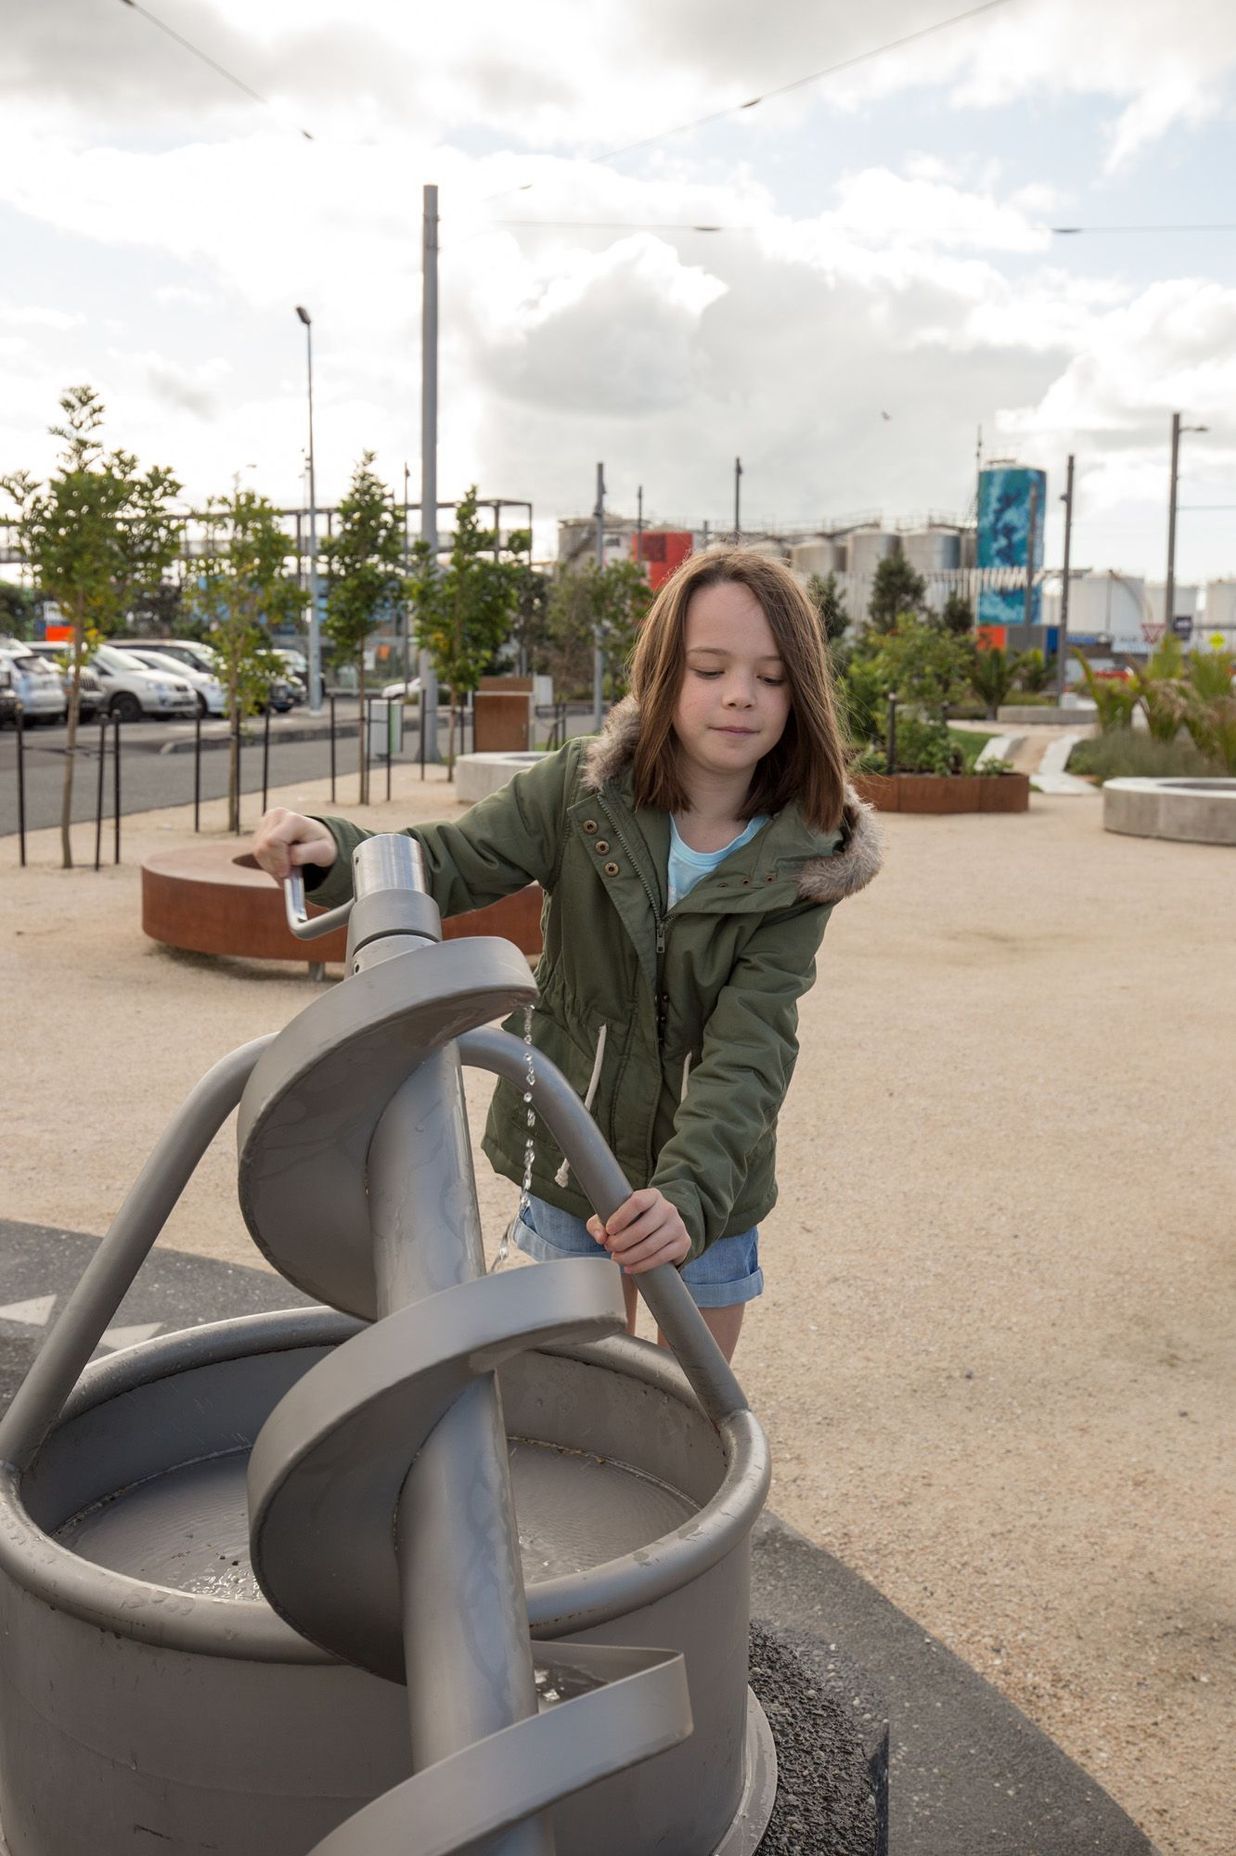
left=379, top=676, right=422, bottom=704
left=0, top=647, right=67, bottom=725
left=273, top=647, right=309, bottom=702
left=89, top=644, right=198, bottom=722
left=126, top=648, right=225, bottom=718
left=25, top=643, right=107, bottom=721
left=123, top=638, right=295, bottom=713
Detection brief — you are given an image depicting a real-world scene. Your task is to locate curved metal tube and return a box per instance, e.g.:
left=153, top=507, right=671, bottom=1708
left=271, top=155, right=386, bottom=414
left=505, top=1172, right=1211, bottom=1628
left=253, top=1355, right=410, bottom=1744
left=0, top=1035, right=274, bottom=1473
left=458, top=1025, right=748, bottom=1427
left=284, top=872, right=353, bottom=941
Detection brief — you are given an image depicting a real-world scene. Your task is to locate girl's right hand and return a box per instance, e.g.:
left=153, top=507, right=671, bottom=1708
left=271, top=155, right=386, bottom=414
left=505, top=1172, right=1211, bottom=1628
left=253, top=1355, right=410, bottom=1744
left=252, top=808, right=338, bottom=882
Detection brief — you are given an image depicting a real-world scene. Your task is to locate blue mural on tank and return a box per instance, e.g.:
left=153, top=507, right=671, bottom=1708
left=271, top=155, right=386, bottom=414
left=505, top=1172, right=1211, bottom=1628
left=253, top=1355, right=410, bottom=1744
left=978, top=465, right=1046, bottom=630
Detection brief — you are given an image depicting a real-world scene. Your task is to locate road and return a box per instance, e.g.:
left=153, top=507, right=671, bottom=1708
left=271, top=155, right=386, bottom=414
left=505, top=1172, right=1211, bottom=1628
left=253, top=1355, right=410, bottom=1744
left=1, top=702, right=595, bottom=841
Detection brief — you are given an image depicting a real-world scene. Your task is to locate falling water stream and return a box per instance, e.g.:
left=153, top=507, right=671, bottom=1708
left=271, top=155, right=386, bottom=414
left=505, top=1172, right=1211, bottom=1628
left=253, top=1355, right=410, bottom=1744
left=491, top=1002, right=536, bottom=1272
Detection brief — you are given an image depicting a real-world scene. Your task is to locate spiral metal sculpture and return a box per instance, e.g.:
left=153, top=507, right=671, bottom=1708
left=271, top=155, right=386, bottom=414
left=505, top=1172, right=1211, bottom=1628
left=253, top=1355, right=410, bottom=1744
left=234, top=836, right=753, bottom=1855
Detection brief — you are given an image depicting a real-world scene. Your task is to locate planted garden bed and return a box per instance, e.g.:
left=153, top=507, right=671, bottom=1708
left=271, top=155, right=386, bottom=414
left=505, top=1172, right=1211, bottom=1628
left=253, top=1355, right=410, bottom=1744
left=852, top=772, right=1030, bottom=814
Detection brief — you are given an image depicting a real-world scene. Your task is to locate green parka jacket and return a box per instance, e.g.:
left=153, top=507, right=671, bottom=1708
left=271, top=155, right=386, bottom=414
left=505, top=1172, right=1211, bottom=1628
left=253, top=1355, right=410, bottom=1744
left=307, top=698, right=882, bottom=1257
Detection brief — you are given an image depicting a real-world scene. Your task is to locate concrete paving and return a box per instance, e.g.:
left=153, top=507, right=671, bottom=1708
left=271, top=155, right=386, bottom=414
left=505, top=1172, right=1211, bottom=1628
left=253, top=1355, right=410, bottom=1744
left=0, top=1216, right=1157, bottom=1854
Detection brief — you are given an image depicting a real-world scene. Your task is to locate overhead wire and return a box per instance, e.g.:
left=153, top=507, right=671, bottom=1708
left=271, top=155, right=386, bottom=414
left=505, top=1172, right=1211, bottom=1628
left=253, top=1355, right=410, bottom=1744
left=480, top=0, right=1019, bottom=203
left=115, top=0, right=315, bottom=140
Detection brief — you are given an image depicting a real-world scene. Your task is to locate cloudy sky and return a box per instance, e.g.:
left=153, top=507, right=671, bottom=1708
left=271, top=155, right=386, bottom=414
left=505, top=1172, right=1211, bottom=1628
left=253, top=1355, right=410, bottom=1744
left=3, top=0, right=1236, bottom=581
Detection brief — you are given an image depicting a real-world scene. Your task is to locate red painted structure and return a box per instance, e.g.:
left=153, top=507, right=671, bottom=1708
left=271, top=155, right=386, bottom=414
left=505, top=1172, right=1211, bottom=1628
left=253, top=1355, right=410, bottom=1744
left=632, top=530, right=692, bottom=590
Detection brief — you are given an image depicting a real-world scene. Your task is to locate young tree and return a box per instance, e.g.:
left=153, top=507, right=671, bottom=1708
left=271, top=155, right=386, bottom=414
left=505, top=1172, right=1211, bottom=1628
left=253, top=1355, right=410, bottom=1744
left=969, top=644, right=1017, bottom=720
left=0, top=582, right=40, bottom=640
left=807, top=571, right=850, bottom=649
left=504, top=531, right=553, bottom=676
left=410, top=487, right=517, bottom=773
left=545, top=559, right=652, bottom=702
left=871, top=614, right=974, bottom=719
left=188, top=491, right=305, bottom=832
left=939, top=590, right=974, bottom=637
left=321, top=453, right=404, bottom=803
left=2, top=386, right=182, bottom=867
left=867, top=553, right=927, bottom=634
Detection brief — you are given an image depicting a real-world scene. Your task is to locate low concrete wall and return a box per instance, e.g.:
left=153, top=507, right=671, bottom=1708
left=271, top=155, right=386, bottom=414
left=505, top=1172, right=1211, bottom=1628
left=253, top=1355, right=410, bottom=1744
left=1103, top=777, right=1236, bottom=845
left=997, top=704, right=1098, bottom=727
left=456, top=751, right=544, bottom=805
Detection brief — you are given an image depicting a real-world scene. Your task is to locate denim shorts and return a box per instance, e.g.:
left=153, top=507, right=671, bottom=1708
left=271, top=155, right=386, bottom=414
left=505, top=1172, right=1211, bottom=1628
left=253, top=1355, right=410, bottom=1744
left=511, top=1194, right=764, bottom=1308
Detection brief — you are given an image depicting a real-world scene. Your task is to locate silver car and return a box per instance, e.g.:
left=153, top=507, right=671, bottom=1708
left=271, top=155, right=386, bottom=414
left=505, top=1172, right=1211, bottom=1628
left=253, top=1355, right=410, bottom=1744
left=126, top=648, right=225, bottom=718
left=90, top=644, right=198, bottom=721
left=0, top=647, right=67, bottom=725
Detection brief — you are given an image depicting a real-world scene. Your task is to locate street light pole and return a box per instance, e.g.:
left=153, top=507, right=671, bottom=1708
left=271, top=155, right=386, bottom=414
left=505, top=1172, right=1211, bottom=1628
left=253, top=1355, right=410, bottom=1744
left=1165, top=411, right=1209, bottom=642
left=734, top=457, right=742, bottom=543
left=419, top=183, right=440, bottom=760
left=294, top=305, right=322, bottom=712
left=592, top=462, right=606, bottom=730
left=1055, top=453, right=1074, bottom=705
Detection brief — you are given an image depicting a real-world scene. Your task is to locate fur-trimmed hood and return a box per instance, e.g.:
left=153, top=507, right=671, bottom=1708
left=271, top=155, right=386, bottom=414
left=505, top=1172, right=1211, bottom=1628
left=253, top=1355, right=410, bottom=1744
left=581, top=695, right=882, bottom=907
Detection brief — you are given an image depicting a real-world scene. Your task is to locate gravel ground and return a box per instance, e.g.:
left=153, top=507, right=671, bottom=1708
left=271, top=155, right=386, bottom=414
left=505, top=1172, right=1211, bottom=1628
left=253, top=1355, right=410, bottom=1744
left=2, top=767, right=1231, bottom=1856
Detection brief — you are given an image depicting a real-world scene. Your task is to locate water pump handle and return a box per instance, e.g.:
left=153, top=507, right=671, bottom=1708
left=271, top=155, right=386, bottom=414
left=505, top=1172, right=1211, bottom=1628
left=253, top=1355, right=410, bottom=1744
left=283, top=872, right=354, bottom=941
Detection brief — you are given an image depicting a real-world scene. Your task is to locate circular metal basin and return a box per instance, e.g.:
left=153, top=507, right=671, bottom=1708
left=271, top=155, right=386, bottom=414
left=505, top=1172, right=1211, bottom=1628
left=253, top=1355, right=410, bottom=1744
left=0, top=1310, right=770, bottom=1856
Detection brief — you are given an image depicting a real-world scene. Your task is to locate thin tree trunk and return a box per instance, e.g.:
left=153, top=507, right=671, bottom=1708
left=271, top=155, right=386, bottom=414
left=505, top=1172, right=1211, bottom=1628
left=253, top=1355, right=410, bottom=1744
left=447, top=683, right=456, bottom=781
left=228, top=684, right=240, bottom=835
left=59, top=604, right=85, bottom=868
left=358, top=655, right=367, bottom=805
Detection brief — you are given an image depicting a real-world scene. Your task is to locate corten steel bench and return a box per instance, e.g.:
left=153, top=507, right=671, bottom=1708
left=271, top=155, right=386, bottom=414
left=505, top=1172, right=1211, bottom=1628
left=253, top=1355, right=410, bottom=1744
left=140, top=841, right=544, bottom=969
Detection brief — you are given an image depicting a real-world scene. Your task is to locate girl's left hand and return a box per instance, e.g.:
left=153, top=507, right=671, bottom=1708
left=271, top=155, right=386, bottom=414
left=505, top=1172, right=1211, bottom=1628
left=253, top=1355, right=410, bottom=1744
left=587, top=1189, right=692, bottom=1274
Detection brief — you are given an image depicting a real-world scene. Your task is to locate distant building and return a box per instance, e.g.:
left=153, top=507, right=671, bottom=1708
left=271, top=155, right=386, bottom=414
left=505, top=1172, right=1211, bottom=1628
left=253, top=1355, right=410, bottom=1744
left=632, top=529, right=692, bottom=590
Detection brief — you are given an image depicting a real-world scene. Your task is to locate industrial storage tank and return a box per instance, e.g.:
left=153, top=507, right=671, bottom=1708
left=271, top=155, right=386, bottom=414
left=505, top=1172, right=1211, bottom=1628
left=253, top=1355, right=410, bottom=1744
left=901, top=528, right=962, bottom=574
left=846, top=528, right=898, bottom=580
left=1043, top=572, right=1146, bottom=648
left=1145, top=582, right=1199, bottom=637
left=789, top=540, right=839, bottom=578
left=1201, top=580, right=1236, bottom=648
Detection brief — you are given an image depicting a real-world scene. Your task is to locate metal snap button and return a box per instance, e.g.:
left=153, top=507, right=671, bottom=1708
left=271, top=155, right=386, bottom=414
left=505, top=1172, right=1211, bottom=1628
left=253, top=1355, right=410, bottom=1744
left=594, top=839, right=609, bottom=854
left=604, top=861, right=620, bottom=876
left=582, top=819, right=598, bottom=834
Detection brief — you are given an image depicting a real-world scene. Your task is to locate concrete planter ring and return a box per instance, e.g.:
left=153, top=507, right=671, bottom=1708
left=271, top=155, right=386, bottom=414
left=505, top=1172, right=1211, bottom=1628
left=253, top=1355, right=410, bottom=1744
left=1103, top=776, right=1236, bottom=845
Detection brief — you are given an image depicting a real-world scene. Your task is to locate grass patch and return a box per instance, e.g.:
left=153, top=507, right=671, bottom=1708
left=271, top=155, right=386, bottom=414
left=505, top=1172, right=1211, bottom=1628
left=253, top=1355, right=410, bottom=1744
left=949, top=727, right=997, bottom=771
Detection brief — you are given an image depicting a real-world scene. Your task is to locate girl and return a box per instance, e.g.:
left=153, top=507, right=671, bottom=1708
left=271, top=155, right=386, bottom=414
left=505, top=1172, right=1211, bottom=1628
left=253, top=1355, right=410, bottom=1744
left=253, top=549, right=881, bottom=1361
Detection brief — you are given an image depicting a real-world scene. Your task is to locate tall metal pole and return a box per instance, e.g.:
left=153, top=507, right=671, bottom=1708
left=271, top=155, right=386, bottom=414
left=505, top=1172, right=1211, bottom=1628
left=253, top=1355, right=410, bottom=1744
left=419, top=183, right=441, bottom=761
left=1055, top=453, right=1074, bottom=704
left=592, top=463, right=606, bottom=728
left=295, top=306, right=323, bottom=713
left=402, top=461, right=411, bottom=678
left=734, top=457, right=742, bottom=542
left=1165, top=410, right=1181, bottom=641
left=636, top=483, right=643, bottom=570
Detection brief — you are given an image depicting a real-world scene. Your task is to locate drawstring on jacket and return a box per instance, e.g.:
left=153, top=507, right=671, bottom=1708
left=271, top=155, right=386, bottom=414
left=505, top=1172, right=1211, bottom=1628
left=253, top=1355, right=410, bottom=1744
left=554, top=1023, right=609, bottom=1188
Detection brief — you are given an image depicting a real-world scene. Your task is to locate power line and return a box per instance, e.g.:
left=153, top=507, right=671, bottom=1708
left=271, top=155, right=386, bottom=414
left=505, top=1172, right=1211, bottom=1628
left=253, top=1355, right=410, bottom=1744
left=116, top=0, right=314, bottom=140
left=1053, top=223, right=1236, bottom=234
left=483, top=0, right=1018, bottom=202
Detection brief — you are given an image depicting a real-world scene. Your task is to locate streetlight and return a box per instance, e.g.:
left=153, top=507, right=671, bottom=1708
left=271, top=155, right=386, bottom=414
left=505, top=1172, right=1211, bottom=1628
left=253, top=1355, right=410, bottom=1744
left=1166, top=412, right=1208, bottom=642
left=294, top=304, right=323, bottom=712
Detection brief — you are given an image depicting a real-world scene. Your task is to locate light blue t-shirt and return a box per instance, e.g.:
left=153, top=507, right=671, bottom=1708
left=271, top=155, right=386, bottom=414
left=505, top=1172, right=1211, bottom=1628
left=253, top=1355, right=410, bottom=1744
left=667, top=814, right=768, bottom=909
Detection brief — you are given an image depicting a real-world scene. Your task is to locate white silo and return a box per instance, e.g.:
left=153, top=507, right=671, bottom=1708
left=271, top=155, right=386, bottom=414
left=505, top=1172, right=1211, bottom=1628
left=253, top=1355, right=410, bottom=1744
left=1145, top=582, right=1199, bottom=632
left=1201, top=580, right=1236, bottom=649
left=790, top=540, right=838, bottom=578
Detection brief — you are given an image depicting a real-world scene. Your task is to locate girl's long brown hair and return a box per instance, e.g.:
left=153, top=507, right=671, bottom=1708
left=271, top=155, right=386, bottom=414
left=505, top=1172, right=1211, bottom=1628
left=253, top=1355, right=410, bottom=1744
left=627, top=548, right=851, bottom=833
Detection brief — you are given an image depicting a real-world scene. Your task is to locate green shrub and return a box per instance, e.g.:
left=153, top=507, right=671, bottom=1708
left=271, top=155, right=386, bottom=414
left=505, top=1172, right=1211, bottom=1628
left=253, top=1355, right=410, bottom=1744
left=1066, top=730, right=1219, bottom=782
left=890, top=713, right=963, bottom=774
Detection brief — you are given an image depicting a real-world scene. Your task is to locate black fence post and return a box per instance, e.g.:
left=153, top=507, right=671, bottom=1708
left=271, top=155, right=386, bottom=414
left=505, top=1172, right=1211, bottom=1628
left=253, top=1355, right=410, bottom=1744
left=385, top=702, right=392, bottom=803
left=233, top=709, right=242, bottom=837
left=261, top=704, right=271, bottom=816
left=362, top=696, right=372, bottom=805
left=112, top=712, right=121, bottom=865
left=886, top=694, right=898, bottom=776
left=94, top=713, right=107, bottom=871
left=419, top=698, right=427, bottom=781
left=193, top=708, right=202, bottom=833
left=15, top=704, right=26, bottom=868
left=329, top=693, right=337, bottom=804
